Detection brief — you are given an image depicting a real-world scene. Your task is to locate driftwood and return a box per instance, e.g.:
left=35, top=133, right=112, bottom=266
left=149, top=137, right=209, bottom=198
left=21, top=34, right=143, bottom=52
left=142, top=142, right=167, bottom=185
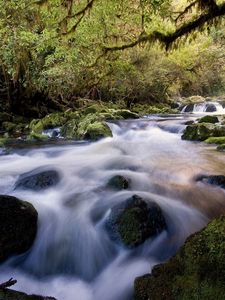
left=0, top=278, right=17, bottom=289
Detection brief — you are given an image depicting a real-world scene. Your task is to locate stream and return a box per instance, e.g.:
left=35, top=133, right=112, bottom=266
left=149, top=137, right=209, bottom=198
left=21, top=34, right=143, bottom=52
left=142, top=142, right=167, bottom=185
left=0, top=102, right=225, bottom=300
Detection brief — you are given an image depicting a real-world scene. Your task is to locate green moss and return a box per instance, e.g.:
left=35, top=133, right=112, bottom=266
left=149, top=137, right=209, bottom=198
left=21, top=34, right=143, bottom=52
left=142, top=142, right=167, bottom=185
left=27, top=133, right=49, bottom=141
left=134, top=216, right=225, bottom=300
left=205, top=136, right=225, bottom=144
left=84, top=122, right=112, bottom=140
left=29, top=113, right=66, bottom=134
left=182, top=123, right=225, bottom=141
left=217, top=144, right=225, bottom=151
left=198, top=115, right=219, bottom=124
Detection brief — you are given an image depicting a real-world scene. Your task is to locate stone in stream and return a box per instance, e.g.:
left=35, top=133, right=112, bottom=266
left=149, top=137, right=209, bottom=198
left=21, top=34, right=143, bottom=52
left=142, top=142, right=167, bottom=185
left=105, top=195, right=167, bottom=248
left=134, top=216, right=225, bottom=300
left=0, top=195, right=38, bottom=262
left=198, top=115, right=219, bottom=124
left=195, top=174, right=225, bottom=189
left=106, top=175, right=130, bottom=190
left=15, top=169, right=61, bottom=191
left=181, top=123, right=225, bottom=141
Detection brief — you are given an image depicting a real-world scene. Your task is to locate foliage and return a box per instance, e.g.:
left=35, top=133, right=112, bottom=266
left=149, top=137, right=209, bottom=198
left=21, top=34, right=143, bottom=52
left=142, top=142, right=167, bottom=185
left=0, top=0, right=224, bottom=114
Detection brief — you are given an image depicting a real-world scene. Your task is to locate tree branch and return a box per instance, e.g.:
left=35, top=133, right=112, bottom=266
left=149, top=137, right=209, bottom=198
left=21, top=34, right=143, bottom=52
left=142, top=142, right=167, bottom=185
left=0, top=278, right=17, bottom=289
left=104, top=2, right=225, bottom=52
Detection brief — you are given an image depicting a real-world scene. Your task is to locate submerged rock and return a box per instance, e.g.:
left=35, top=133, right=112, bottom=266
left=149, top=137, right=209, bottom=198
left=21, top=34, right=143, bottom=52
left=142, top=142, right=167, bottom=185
left=195, top=174, right=225, bottom=189
left=134, top=216, right=225, bottom=300
left=106, top=195, right=167, bottom=247
left=15, top=169, right=61, bottom=191
left=106, top=175, right=130, bottom=190
left=0, top=195, right=38, bottom=262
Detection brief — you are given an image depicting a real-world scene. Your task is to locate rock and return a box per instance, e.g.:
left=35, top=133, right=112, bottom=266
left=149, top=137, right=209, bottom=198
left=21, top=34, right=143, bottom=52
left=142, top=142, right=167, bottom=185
left=182, top=123, right=225, bottom=141
left=105, top=195, right=167, bottom=247
left=195, top=174, right=225, bottom=189
left=27, top=133, right=49, bottom=141
left=217, top=144, right=225, bottom=151
left=184, top=120, right=194, bottom=125
left=15, top=169, right=61, bottom=191
left=134, top=216, right=225, bottom=300
left=181, top=104, right=194, bottom=113
left=113, top=109, right=139, bottom=119
left=106, top=175, right=130, bottom=190
left=0, top=195, right=38, bottom=262
left=205, top=104, right=217, bottom=112
left=198, top=115, right=219, bottom=124
left=205, top=136, right=225, bottom=144
left=84, top=122, right=112, bottom=140
left=0, top=288, right=57, bottom=300
left=29, top=113, right=66, bottom=134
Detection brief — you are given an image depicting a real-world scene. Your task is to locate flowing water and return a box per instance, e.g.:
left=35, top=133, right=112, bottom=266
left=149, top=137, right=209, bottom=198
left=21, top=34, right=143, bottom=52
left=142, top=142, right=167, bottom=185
left=0, top=107, right=225, bottom=300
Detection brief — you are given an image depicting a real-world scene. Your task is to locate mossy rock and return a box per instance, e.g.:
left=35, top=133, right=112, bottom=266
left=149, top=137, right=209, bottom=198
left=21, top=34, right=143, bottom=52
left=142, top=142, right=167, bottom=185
left=84, top=122, right=112, bottom=140
left=0, top=195, right=38, bottom=262
left=82, top=104, right=108, bottom=115
left=29, top=113, right=66, bottom=134
left=198, top=115, right=219, bottom=124
left=205, top=136, right=225, bottom=144
left=106, top=195, right=167, bottom=248
left=27, top=133, right=49, bottom=141
left=113, top=109, right=139, bottom=119
left=217, top=144, right=225, bottom=151
left=182, top=123, right=225, bottom=141
left=106, top=175, right=130, bottom=190
left=134, top=216, right=225, bottom=300
left=0, top=289, right=57, bottom=300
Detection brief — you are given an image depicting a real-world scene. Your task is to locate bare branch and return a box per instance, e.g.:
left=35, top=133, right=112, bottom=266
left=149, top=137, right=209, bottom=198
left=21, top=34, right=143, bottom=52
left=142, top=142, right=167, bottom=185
left=0, top=278, right=17, bottom=289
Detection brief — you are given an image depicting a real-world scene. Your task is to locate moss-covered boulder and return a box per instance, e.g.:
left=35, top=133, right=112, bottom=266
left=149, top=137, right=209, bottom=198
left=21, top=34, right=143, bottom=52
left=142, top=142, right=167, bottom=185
left=205, top=136, right=225, bottom=144
left=195, top=174, right=225, bottom=189
left=29, top=113, right=66, bottom=134
left=198, top=115, right=219, bottom=124
left=0, top=288, right=57, bottom=300
left=83, top=122, right=112, bottom=140
left=106, top=175, right=130, bottom=190
left=106, top=195, right=167, bottom=248
left=182, top=123, right=225, bottom=141
left=217, top=144, right=225, bottom=151
left=15, top=169, right=61, bottom=191
left=27, top=133, right=49, bottom=141
left=134, top=216, right=225, bottom=300
left=0, top=195, right=38, bottom=262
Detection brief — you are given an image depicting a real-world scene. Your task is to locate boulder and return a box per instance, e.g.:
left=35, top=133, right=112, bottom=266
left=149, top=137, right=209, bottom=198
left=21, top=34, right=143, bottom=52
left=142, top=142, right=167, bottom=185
left=84, top=122, right=112, bottom=140
left=198, top=115, right=219, bottom=124
left=105, top=195, right=167, bottom=248
left=0, top=288, right=57, bottom=300
left=106, top=175, right=130, bottom=190
left=217, top=144, right=225, bottom=151
left=15, top=169, right=61, bottom=191
left=0, top=195, right=38, bottom=262
left=134, top=216, right=225, bottom=300
left=195, top=174, right=225, bottom=189
left=205, top=136, right=225, bottom=144
left=182, top=123, right=225, bottom=141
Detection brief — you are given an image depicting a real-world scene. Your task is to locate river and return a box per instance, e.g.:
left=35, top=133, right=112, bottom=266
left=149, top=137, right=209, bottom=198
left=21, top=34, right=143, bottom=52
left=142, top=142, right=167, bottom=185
left=0, top=103, right=225, bottom=300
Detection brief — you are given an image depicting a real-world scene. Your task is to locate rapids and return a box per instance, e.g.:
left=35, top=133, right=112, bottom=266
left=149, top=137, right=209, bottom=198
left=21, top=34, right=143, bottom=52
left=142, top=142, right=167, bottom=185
left=0, top=110, right=225, bottom=300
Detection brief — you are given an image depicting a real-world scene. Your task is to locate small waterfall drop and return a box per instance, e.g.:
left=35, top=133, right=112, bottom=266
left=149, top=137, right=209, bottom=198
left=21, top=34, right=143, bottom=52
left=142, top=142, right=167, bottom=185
left=181, top=101, right=225, bottom=114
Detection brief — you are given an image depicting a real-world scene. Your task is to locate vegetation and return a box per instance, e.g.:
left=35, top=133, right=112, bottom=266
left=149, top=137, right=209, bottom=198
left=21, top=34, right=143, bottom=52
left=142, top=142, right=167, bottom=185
left=0, top=0, right=224, bottom=116
left=134, top=216, right=225, bottom=300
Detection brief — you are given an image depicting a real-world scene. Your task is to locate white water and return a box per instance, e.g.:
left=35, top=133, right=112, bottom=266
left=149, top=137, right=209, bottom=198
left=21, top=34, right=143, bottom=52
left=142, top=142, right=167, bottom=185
left=181, top=101, right=225, bottom=114
left=0, top=113, right=225, bottom=299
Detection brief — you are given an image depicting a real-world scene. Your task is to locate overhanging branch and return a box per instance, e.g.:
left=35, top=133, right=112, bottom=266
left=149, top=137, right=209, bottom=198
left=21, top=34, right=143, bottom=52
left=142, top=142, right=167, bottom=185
left=104, top=2, right=225, bottom=52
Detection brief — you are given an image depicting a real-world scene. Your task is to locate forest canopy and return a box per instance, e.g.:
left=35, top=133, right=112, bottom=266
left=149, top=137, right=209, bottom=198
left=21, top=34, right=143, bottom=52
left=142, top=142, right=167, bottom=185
left=0, top=0, right=225, bottom=114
